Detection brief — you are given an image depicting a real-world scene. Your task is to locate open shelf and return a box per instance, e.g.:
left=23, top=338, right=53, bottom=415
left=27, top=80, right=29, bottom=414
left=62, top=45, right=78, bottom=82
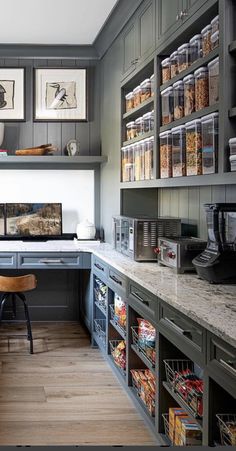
left=131, top=344, right=155, bottom=375
left=94, top=301, right=107, bottom=317
left=0, top=155, right=108, bottom=170
left=122, top=131, right=154, bottom=147
left=160, top=48, right=219, bottom=92
left=229, top=107, right=236, bottom=118
left=159, top=103, right=219, bottom=133
left=229, top=40, right=236, bottom=54
left=110, top=320, right=126, bottom=339
left=93, top=331, right=106, bottom=353
left=130, top=387, right=155, bottom=424
left=123, top=97, right=154, bottom=120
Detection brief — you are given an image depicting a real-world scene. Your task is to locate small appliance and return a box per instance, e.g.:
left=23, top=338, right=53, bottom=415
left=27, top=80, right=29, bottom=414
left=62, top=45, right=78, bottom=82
left=192, top=203, right=236, bottom=283
left=156, top=237, right=207, bottom=273
left=76, top=219, right=96, bottom=240
left=112, top=215, right=181, bottom=261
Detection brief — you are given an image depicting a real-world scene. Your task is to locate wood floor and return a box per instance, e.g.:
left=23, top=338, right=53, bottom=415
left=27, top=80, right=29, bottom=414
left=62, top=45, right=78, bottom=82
left=0, top=322, right=157, bottom=445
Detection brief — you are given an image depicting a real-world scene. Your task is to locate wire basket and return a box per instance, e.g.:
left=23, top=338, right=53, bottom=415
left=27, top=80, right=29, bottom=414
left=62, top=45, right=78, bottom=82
left=109, top=340, right=126, bottom=376
left=131, top=369, right=155, bottom=417
left=131, top=326, right=155, bottom=367
left=216, top=414, right=236, bottom=446
left=94, top=318, right=106, bottom=346
left=110, top=304, right=126, bottom=336
left=162, top=413, right=172, bottom=443
left=94, top=280, right=107, bottom=311
left=164, top=359, right=203, bottom=418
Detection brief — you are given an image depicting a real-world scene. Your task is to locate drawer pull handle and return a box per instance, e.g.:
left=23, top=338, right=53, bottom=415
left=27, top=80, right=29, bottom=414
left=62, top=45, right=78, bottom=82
left=219, top=359, right=236, bottom=376
left=94, top=262, right=104, bottom=271
left=39, top=259, right=63, bottom=264
left=164, top=317, right=191, bottom=337
left=132, top=291, right=149, bottom=306
left=110, top=274, right=122, bottom=286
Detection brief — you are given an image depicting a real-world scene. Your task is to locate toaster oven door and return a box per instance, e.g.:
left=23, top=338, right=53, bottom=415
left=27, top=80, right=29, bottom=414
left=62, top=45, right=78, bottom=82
left=121, top=218, right=134, bottom=258
left=113, top=218, right=121, bottom=252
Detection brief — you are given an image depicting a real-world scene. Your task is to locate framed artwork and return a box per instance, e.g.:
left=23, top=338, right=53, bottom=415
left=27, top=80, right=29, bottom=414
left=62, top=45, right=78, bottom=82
left=0, top=68, right=25, bottom=121
left=34, top=68, right=87, bottom=122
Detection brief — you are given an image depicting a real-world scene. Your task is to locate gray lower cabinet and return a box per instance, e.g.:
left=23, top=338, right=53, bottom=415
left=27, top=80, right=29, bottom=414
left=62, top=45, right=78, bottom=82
left=207, top=333, right=236, bottom=397
left=0, top=253, right=17, bottom=268
left=80, top=269, right=93, bottom=332
left=17, top=252, right=83, bottom=269
left=128, top=280, right=157, bottom=322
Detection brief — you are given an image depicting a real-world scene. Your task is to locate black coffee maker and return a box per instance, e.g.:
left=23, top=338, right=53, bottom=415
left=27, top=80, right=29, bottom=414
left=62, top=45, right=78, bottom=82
left=192, top=203, right=236, bottom=283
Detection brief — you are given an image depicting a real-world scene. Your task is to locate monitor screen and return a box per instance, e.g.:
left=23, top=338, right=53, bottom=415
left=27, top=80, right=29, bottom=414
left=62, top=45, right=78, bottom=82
left=0, top=204, right=4, bottom=236
left=5, top=203, right=62, bottom=236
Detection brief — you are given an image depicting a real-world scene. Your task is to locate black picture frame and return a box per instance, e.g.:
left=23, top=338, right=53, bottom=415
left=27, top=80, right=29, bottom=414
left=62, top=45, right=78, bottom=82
left=0, top=67, right=25, bottom=122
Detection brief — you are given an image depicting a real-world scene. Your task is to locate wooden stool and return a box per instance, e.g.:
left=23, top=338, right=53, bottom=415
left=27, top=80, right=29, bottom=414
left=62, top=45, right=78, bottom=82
left=0, top=274, right=37, bottom=354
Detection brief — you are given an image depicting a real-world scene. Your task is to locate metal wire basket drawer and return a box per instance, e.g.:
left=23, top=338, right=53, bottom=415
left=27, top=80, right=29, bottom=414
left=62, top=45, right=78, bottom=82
left=94, top=319, right=106, bottom=346
left=131, top=369, right=155, bottom=417
left=162, top=413, right=172, bottom=443
left=110, top=304, right=126, bottom=336
left=109, top=340, right=126, bottom=376
left=164, top=359, right=203, bottom=418
left=216, top=414, right=236, bottom=445
left=94, top=278, right=107, bottom=311
left=131, top=326, right=155, bottom=367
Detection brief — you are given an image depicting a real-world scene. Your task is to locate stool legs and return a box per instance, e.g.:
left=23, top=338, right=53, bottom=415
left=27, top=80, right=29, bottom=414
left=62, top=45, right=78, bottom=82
left=16, top=293, right=33, bottom=354
left=0, top=294, right=9, bottom=322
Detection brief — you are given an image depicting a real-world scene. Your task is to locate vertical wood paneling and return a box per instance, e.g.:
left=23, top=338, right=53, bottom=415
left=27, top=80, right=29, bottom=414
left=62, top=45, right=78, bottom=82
left=212, top=185, right=226, bottom=203
left=178, top=188, right=189, bottom=223
left=170, top=188, right=179, bottom=217
left=33, top=59, right=48, bottom=146
left=226, top=184, right=236, bottom=201
left=19, top=60, right=34, bottom=149
left=199, top=186, right=212, bottom=239
left=76, top=60, right=90, bottom=155
left=61, top=123, right=76, bottom=154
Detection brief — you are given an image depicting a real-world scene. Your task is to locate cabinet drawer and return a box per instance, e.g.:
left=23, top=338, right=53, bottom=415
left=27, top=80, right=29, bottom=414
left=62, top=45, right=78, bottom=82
left=93, top=256, right=108, bottom=280
left=108, top=267, right=127, bottom=296
left=129, top=282, right=157, bottom=321
left=18, top=253, right=82, bottom=269
left=208, top=335, right=236, bottom=381
left=160, top=302, right=204, bottom=356
left=0, top=253, right=17, bottom=268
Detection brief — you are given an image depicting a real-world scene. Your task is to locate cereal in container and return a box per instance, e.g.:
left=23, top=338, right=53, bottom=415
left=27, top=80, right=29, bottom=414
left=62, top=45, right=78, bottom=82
left=161, top=87, right=174, bottom=125
left=201, top=24, right=212, bottom=56
left=145, top=136, right=154, bottom=180
left=170, top=51, right=178, bottom=78
left=140, top=79, right=151, bottom=102
left=127, top=144, right=135, bottom=181
left=161, top=58, right=171, bottom=83
left=211, top=30, right=219, bottom=50
left=201, top=112, right=218, bottom=174
left=143, top=111, right=154, bottom=133
left=186, top=119, right=202, bottom=176
left=150, top=74, right=155, bottom=97
left=140, top=139, right=146, bottom=180
left=229, top=138, right=236, bottom=171
left=208, top=57, right=219, bottom=105
left=173, top=80, right=184, bottom=120
left=126, top=121, right=137, bottom=141
left=194, top=67, right=209, bottom=111
left=183, top=74, right=195, bottom=116
left=135, top=116, right=144, bottom=136
left=133, top=85, right=141, bottom=107
left=211, top=15, right=219, bottom=33
left=134, top=142, right=141, bottom=181
left=121, top=146, right=129, bottom=182
left=125, top=91, right=134, bottom=112
left=160, top=131, right=172, bottom=178
left=171, top=126, right=186, bottom=177
left=189, top=34, right=202, bottom=64
left=177, top=43, right=190, bottom=73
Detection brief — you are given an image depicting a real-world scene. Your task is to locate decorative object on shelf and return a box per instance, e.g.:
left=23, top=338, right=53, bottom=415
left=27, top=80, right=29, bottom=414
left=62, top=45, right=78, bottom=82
left=34, top=68, right=87, bottom=122
left=67, top=139, right=79, bottom=156
left=0, top=204, right=4, bottom=235
left=0, top=122, right=4, bottom=146
left=15, top=143, right=57, bottom=156
left=76, top=219, right=96, bottom=240
left=0, top=68, right=25, bottom=121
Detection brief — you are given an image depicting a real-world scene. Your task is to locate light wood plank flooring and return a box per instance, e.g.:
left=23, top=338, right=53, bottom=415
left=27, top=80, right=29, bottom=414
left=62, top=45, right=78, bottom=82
left=0, top=322, right=156, bottom=445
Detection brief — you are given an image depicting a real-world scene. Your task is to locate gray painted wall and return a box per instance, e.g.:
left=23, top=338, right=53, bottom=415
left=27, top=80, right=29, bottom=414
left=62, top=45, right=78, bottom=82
left=1, top=58, right=100, bottom=156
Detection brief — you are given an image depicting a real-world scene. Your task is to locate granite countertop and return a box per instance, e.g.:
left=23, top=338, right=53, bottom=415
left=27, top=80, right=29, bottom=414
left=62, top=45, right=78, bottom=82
left=0, top=240, right=235, bottom=347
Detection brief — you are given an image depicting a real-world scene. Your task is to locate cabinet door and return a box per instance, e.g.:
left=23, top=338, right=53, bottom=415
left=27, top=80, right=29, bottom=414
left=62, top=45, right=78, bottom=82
left=137, top=0, right=156, bottom=63
left=187, top=0, right=207, bottom=12
left=122, top=21, right=137, bottom=78
left=80, top=269, right=92, bottom=332
left=157, top=0, right=181, bottom=41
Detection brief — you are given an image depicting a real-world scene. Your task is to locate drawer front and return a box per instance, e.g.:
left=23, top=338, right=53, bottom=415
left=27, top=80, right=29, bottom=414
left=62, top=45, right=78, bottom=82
left=93, top=256, right=108, bottom=280
left=129, top=281, right=157, bottom=321
left=159, top=302, right=204, bottom=357
left=0, top=253, right=17, bottom=268
left=108, top=267, right=127, bottom=296
left=18, top=252, right=82, bottom=269
left=208, top=335, right=236, bottom=382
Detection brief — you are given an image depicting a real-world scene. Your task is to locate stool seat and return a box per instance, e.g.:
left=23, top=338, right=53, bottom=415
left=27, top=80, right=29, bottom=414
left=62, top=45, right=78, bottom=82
left=0, top=274, right=37, bottom=293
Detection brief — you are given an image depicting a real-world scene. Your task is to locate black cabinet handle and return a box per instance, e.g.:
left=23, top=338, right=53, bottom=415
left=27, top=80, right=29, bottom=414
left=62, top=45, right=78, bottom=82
left=164, top=317, right=191, bottom=337
left=110, top=274, right=122, bottom=286
left=132, top=291, right=149, bottom=306
left=219, top=359, right=236, bottom=377
left=94, top=262, right=104, bottom=272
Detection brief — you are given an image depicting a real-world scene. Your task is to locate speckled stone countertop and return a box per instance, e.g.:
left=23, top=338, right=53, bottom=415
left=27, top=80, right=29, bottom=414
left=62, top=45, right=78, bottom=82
left=0, top=240, right=235, bottom=347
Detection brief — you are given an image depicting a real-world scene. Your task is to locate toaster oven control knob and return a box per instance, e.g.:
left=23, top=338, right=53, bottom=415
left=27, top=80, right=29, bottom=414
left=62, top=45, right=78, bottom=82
left=167, top=251, right=176, bottom=259
left=154, top=247, right=161, bottom=254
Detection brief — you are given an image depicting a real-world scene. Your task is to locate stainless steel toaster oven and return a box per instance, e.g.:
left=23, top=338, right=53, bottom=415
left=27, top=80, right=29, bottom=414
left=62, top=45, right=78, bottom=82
left=112, top=215, right=181, bottom=261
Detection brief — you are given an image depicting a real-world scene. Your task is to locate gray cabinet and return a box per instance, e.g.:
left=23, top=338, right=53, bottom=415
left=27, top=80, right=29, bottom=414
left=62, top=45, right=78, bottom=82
left=123, top=21, right=137, bottom=78
left=0, top=253, right=17, bottom=268
left=80, top=269, right=93, bottom=332
left=18, top=252, right=83, bottom=269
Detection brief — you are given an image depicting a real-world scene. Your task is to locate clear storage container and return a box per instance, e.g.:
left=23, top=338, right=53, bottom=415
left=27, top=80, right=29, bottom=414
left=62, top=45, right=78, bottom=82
left=229, top=155, right=236, bottom=172
left=208, top=57, right=219, bottom=105
left=171, top=126, right=186, bottom=177
left=135, top=116, right=144, bottom=136
left=201, top=24, right=212, bottom=56
left=186, top=119, right=202, bottom=176
left=161, top=58, right=171, bottom=83
left=127, top=144, right=135, bottom=181
left=189, top=34, right=202, bottom=64
left=140, top=139, right=146, bottom=180
left=126, top=121, right=137, bottom=141
left=177, top=43, right=190, bottom=73
left=183, top=74, right=195, bottom=116
left=121, top=146, right=128, bottom=182
left=211, top=15, right=219, bottom=33
left=145, top=137, right=154, bottom=180
left=134, top=142, right=141, bottom=181
left=170, top=51, right=178, bottom=78
left=143, top=111, right=154, bottom=133
left=173, top=80, right=184, bottom=120
left=150, top=74, right=155, bottom=97
left=133, top=85, right=141, bottom=107
left=140, top=79, right=151, bottom=102
left=211, top=30, right=219, bottom=50
left=194, top=67, right=209, bottom=111
left=201, top=112, right=218, bottom=174
left=159, top=131, right=172, bottom=178
left=229, top=137, right=236, bottom=156
left=161, top=87, right=174, bottom=125
left=125, top=91, right=134, bottom=112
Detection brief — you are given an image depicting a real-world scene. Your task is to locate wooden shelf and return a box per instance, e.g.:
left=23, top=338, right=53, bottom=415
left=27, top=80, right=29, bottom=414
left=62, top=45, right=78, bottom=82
left=0, top=155, right=108, bottom=169
left=123, top=97, right=154, bottom=120
left=229, top=41, right=236, bottom=54
left=229, top=107, right=236, bottom=118
left=160, top=103, right=219, bottom=133
left=160, top=48, right=219, bottom=92
left=163, top=381, right=203, bottom=429
left=122, top=131, right=154, bottom=147
left=131, top=344, right=155, bottom=375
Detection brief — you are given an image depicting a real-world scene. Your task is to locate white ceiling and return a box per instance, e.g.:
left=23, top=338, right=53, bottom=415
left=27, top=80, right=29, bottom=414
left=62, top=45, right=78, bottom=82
left=0, top=0, right=118, bottom=45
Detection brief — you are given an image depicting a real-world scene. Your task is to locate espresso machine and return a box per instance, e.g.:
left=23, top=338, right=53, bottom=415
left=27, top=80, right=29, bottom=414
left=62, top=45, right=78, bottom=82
left=192, top=203, right=236, bottom=283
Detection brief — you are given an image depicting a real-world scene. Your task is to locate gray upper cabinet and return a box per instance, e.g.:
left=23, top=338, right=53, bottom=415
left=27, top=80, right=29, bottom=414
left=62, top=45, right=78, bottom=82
left=122, top=0, right=155, bottom=79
